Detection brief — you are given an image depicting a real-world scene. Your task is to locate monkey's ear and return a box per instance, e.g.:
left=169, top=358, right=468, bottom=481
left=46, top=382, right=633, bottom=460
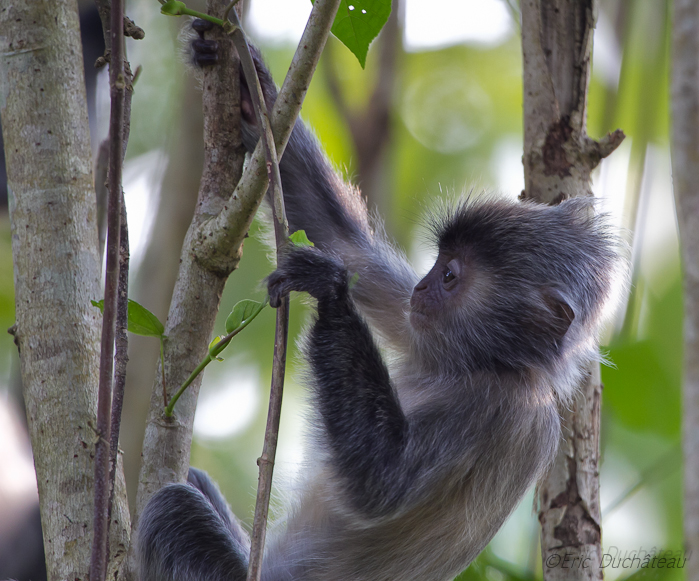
left=542, top=288, right=575, bottom=342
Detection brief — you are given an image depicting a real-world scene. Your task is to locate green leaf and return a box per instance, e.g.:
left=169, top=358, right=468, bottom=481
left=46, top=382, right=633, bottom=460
left=289, top=230, right=315, bottom=248
left=127, top=299, right=165, bottom=337
left=317, top=0, right=392, bottom=68
left=91, top=298, right=165, bottom=337
left=161, top=0, right=187, bottom=16
left=349, top=272, right=360, bottom=290
left=225, top=299, right=266, bottom=334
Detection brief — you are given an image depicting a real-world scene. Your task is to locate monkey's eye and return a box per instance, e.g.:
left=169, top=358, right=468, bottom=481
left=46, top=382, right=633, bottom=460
left=442, top=259, right=460, bottom=289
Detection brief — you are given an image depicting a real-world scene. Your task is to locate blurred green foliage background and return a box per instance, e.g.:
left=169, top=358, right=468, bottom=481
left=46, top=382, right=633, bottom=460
left=0, top=0, right=684, bottom=579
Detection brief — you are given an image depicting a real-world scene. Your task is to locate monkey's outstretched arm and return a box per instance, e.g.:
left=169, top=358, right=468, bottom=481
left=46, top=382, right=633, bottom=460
left=268, top=249, right=474, bottom=516
left=192, top=25, right=417, bottom=351
left=252, top=55, right=418, bottom=351
left=138, top=468, right=250, bottom=581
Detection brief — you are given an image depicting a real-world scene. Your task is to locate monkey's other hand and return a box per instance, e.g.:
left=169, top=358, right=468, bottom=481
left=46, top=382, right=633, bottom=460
left=267, top=248, right=348, bottom=308
left=191, top=19, right=219, bottom=67
left=189, top=20, right=278, bottom=146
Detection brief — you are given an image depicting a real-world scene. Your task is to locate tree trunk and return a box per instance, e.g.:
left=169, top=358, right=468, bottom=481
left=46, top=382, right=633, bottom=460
left=671, top=1, right=699, bottom=578
left=130, top=0, right=245, bottom=539
left=521, top=1, right=623, bottom=579
left=0, top=0, right=130, bottom=577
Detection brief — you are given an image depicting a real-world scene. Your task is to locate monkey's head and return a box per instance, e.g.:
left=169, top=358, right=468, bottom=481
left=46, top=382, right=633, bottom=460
left=411, top=197, right=623, bottom=393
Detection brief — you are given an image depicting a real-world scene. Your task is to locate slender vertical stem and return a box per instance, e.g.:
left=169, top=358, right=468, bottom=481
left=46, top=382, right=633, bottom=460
left=90, top=0, right=125, bottom=575
left=224, top=9, right=293, bottom=580
left=247, top=296, right=289, bottom=581
left=108, top=204, right=130, bottom=531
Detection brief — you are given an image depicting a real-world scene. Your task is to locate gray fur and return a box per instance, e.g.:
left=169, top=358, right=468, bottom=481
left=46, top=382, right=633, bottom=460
left=137, top=27, right=624, bottom=581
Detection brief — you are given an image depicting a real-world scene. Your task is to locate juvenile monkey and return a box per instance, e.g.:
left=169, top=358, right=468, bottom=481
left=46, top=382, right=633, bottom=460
left=138, top=22, right=623, bottom=581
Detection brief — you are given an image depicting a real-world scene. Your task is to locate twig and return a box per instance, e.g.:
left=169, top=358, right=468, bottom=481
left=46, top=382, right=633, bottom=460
left=247, top=296, right=289, bottom=581
left=94, top=1, right=145, bottom=53
left=164, top=300, right=267, bottom=417
left=224, top=8, right=287, bottom=245
left=129, top=2, right=340, bottom=575
left=89, top=0, right=125, bottom=575
left=221, top=9, right=292, bottom=580
left=127, top=0, right=245, bottom=568
left=107, top=203, right=130, bottom=532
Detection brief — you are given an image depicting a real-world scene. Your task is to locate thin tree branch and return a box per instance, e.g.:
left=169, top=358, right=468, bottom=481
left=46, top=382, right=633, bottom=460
left=108, top=203, right=130, bottom=533
left=224, top=7, right=287, bottom=244
left=248, top=297, right=289, bottom=581
left=193, top=0, right=342, bottom=269
left=127, top=6, right=247, bottom=575
left=95, top=0, right=145, bottom=56
left=95, top=141, right=110, bottom=259
left=90, top=0, right=125, bottom=574
left=92, top=0, right=138, bottom=567
left=221, top=8, right=292, bottom=578
left=129, top=2, right=339, bottom=578
left=130, top=0, right=244, bottom=520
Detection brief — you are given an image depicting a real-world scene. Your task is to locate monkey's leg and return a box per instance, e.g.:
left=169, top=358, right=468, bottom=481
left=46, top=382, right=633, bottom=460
left=138, top=469, right=249, bottom=581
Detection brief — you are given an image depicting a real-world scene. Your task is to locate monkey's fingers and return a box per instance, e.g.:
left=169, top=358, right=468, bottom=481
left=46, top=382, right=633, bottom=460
left=267, top=272, right=291, bottom=308
left=192, top=39, right=219, bottom=68
left=192, top=18, right=215, bottom=34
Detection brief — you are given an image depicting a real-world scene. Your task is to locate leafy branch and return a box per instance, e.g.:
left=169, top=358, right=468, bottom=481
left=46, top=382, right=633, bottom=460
left=164, top=298, right=267, bottom=417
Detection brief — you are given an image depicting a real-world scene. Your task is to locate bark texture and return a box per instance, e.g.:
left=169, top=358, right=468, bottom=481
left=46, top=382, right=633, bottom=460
left=521, top=1, right=622, bottom=579
left=671, top=1, right=699, bottom=577
left=0, top=0, right=130, bottom=578
left=522, top=0, right=623, bottom=205
left=132, top=0, right=342, bottom=515
left=131, top=0, right=245, bottom=535
left=122, top=78, right=203, bottom=508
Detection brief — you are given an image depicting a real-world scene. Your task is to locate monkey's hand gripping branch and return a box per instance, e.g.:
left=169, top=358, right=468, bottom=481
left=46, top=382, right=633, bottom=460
left=268, top=248, right=350, bottom=309
left=268, top=248, right=415, bottom=517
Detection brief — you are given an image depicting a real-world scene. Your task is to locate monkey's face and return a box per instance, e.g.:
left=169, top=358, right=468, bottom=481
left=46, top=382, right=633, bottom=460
left=409, top=250, right=483, bottom=331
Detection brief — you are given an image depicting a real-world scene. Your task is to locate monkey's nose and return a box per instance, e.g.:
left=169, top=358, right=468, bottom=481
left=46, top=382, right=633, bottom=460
left=410, top=282, right=428, bottom=311
left=410, top=288, right=429, bottom=312
left=413, top=279, right=428, bottom=293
